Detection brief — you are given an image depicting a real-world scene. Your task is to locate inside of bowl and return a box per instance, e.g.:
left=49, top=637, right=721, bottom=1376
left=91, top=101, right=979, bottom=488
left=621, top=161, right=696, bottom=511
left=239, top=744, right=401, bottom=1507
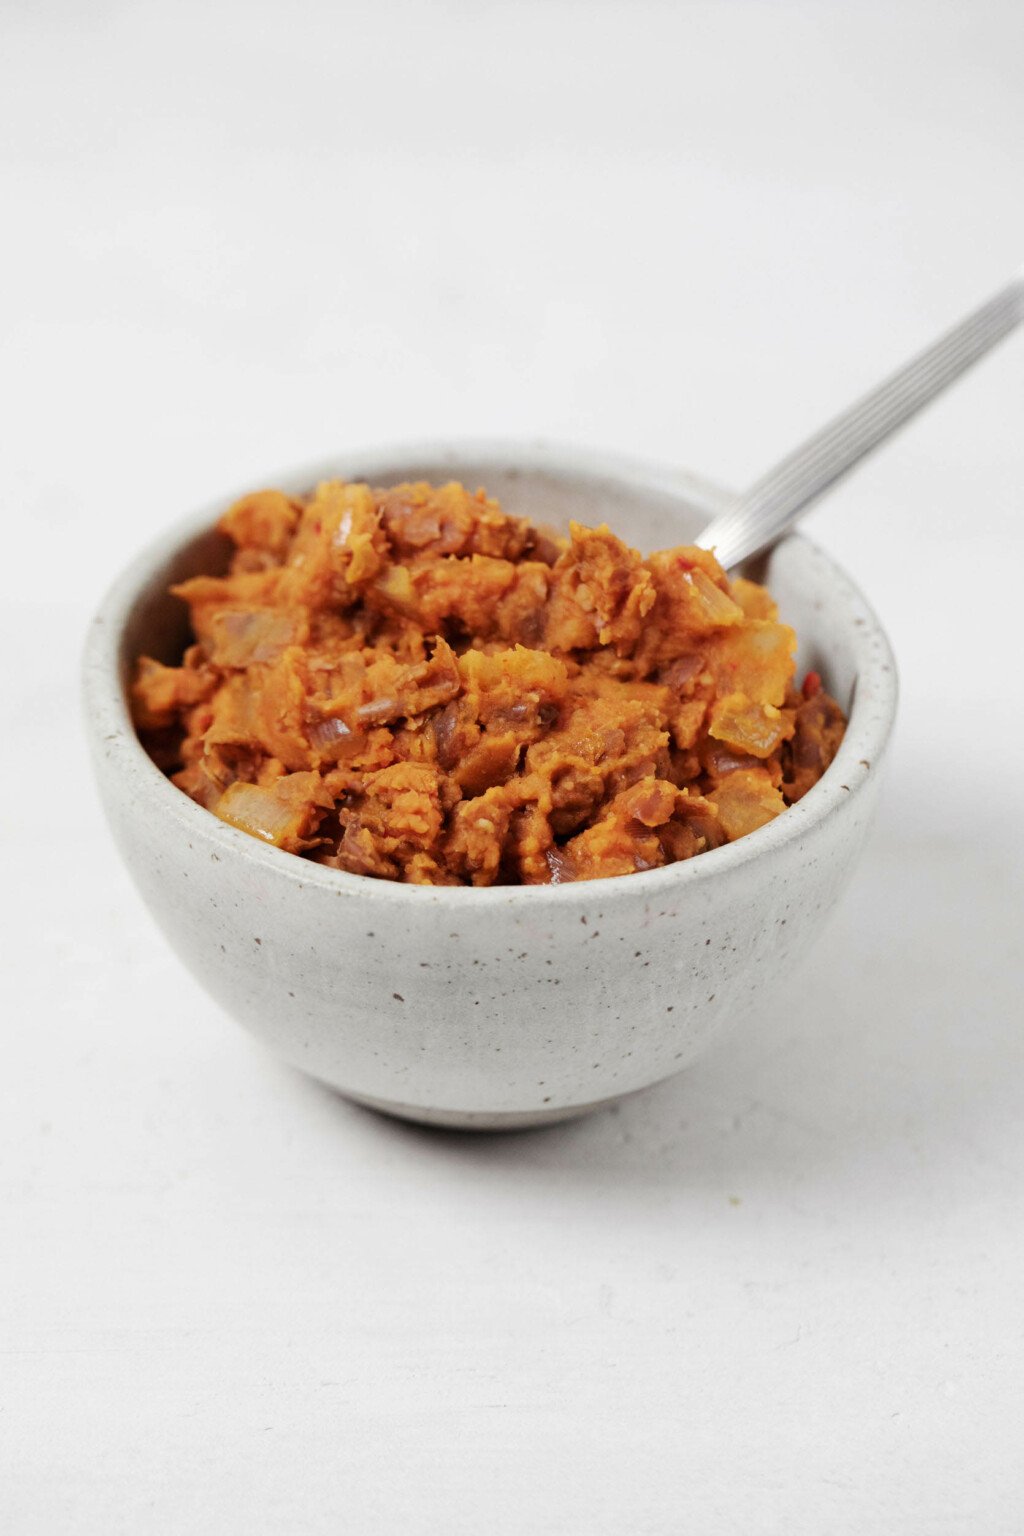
left=342, top=453, right=857, bottom=710
left=119, top=454, right=857, bottom=715
left=119, top=527, right=232, bottom=679
left=340, top=452, right=713, bottom=550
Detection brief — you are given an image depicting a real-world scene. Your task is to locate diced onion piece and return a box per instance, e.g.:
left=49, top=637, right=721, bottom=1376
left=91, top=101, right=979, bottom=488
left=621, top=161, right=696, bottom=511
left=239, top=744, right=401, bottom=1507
left=707, top=769, right=786, bottom=841
left=206, top=608, right=298, bottom=668
left=545, top=847, right=573, bottom=884
left=708, top=692, right=793, bottom=759
left=704, top=744, right=759, bottom=778
left=704, top=622, right=796, bottom=707
left=213, top=777, right=322, bottom=849
left=659, top=653, right=704, bottom=693
left=307, top=716, right=353, bottom=753
left=685, top=568, right=744, bottom=629
left=357, top=696, right=401, bottom=724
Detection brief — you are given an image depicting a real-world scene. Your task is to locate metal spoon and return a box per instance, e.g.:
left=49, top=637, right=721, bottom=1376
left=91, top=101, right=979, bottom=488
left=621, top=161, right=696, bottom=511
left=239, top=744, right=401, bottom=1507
left=697, top=267, right=1024, bottom=569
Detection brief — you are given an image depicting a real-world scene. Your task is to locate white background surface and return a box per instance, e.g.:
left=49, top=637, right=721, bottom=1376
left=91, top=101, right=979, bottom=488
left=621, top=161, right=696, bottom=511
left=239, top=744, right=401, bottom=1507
left=2, top=2, right=1023, bottom=1531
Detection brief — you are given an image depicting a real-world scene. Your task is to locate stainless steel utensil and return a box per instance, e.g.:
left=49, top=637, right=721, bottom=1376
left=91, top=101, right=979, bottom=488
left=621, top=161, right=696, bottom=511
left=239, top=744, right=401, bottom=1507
left=698, top=268, right=1024, bottom=569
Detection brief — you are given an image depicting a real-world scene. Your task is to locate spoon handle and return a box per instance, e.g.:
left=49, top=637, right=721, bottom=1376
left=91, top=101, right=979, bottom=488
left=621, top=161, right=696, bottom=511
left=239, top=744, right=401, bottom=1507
left=698, top=267, right=1024, bottom=569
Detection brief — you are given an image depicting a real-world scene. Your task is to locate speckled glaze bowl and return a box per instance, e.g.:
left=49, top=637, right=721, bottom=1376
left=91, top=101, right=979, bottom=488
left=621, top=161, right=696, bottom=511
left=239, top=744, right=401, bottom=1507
left=83, top=442, right=897, bottom=1129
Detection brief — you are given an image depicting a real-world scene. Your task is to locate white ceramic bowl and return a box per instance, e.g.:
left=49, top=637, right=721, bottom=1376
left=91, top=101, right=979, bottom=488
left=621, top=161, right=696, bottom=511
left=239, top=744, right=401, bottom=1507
left=83, top=442, right=897, bottom=1129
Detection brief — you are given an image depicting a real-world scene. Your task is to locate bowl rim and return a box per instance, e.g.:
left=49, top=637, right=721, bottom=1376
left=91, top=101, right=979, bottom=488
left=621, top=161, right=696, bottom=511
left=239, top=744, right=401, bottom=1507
left=82, top=437, right=898, bottom=909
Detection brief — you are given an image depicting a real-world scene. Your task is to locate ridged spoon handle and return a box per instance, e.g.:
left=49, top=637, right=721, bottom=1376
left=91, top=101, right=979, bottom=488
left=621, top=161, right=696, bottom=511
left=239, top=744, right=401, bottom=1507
left=698, top=267, right=1024, bottom=570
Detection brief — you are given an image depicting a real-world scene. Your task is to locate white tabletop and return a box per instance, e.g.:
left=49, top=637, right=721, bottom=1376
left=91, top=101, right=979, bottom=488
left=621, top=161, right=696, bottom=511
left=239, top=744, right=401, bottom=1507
left=3, top=2, right=1023, bottom=1530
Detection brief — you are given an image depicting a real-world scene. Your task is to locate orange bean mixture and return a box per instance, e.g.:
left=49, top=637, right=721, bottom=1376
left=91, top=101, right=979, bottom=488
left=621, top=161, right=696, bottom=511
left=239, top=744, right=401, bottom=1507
left=132, top=481, right=846, bottom=885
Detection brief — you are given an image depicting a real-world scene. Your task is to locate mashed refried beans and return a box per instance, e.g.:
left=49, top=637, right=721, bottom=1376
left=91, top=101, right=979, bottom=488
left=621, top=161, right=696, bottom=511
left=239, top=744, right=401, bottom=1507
left=131, top=480, right=847, bottom=885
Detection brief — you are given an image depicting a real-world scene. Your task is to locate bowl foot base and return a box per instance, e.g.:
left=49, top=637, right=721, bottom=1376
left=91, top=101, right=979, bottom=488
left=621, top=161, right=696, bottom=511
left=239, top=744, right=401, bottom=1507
left=340, top=1085, right=629, bottom=1132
